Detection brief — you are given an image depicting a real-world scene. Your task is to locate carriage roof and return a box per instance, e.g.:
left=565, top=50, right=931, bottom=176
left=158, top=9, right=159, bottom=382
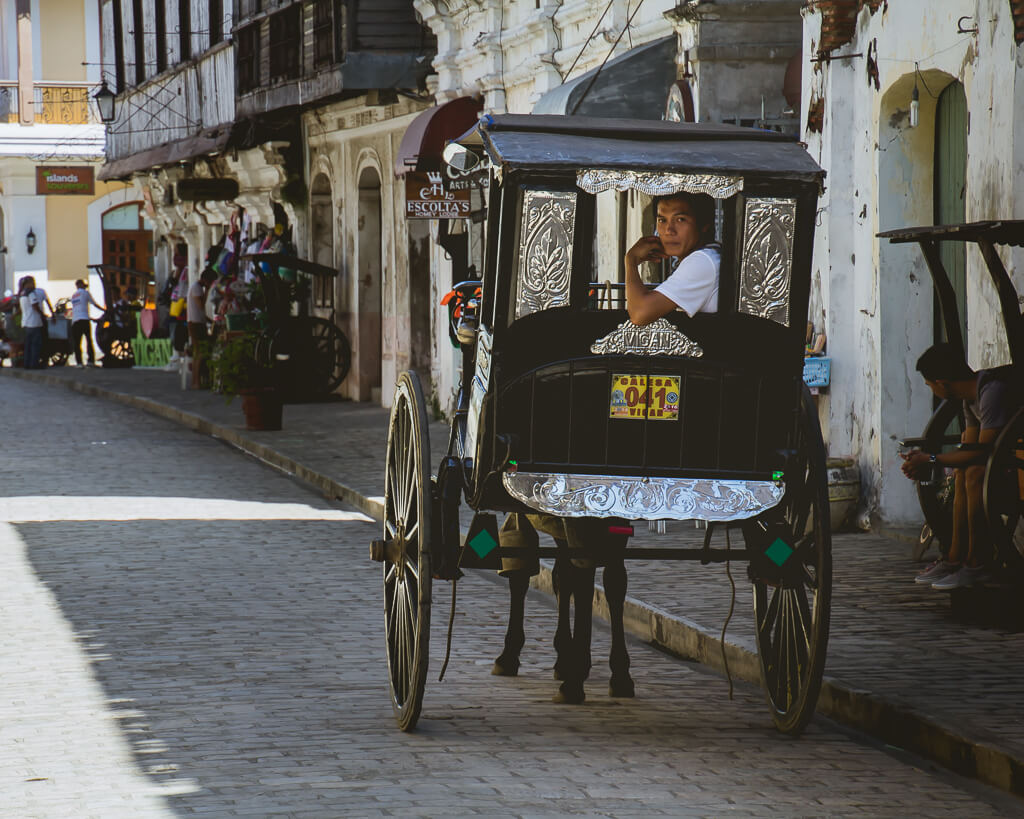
left=467, top=114, right=825, bottom=186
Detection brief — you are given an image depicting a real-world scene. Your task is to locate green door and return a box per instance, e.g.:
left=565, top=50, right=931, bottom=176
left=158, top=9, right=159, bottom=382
left=934, top=80, right=967, bottom=344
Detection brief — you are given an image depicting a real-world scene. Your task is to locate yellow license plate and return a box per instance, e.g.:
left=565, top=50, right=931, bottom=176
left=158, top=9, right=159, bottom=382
left=609, top=374, right=680, bottom=421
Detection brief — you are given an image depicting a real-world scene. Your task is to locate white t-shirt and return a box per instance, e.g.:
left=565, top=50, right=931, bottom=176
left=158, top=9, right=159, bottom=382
left=654, top=246, right=720, bottom=317
left=20, top=289, right=45, bottom=328
left=187, top=280, right=206, bottom=323
left=70, top=287, right=99, bottom=321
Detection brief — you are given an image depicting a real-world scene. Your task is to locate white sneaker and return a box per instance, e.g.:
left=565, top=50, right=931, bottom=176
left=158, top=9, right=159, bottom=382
left=914, top=559, right=958, bottom=584
left=931, top=565, right=992, bottom=590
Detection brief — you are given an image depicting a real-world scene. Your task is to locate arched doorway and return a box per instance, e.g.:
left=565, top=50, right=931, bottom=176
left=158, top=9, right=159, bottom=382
left=934, top=79, right=967, bottom=344
left=309, top=172, right=334, bottom=311
left=102, top=202, right=154, bottom=286
left=357, top=166, right=382, bottom=403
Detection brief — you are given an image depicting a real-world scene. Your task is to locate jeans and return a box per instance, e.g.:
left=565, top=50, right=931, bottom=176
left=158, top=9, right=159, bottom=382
left=24, top=326, right=43, bottom=369
left=72, top=319, right=95, bottom=365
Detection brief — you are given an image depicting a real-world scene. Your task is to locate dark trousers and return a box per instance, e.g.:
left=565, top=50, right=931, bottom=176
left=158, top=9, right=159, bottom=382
left=23, top=326, right=43, bottom=369
left=72, top=319, right=95, bottom=365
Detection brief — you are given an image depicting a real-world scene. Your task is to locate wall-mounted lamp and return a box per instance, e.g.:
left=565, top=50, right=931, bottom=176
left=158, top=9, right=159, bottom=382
left=93, top=80, right=116, bottom=123
left=26, top=227, right=36, bottom=254
left=909, top=80, right=920, bottom=128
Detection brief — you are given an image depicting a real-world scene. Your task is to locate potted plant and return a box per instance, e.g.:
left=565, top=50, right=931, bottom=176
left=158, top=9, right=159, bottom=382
left=209, top=330, right=283, bottom=430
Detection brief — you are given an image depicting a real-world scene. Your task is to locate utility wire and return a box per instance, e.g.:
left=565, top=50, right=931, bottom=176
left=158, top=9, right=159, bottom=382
left=569, top=0, right=646, bottom=115
left=562, top=0, right=614, bottom=80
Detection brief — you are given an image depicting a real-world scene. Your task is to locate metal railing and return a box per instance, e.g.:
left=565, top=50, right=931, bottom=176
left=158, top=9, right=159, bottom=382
left=0, top=81, right=98, bottom=125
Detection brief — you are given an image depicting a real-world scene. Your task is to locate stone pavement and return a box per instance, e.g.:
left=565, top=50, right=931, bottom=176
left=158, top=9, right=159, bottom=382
left=5, top=364, right=1024, bottom=801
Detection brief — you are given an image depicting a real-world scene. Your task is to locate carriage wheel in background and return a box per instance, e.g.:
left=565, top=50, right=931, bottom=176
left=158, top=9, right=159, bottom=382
left=381, top=370, right=432, bottom=731
left=48, top=349, right=68, bottom=367
left=983, top=406, right=1024, bottom=567
left=914, top=398, right=962, bottom=560
left=304, top=317, right=351, bottom=395
left=95, top=322, right=134, bottom=366
left=746, top=385, right=832, bottom=736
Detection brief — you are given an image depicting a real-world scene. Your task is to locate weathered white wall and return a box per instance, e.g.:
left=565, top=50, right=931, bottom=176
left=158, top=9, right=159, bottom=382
left=803, top=0, right=1021, bottom=527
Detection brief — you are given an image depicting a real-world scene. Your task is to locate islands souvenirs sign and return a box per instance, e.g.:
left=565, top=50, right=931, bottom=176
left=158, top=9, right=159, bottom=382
left=609, top=374, right=681, bottom=421
left=36, top=166, right=94, bottom=195
left=405, top=171, right=470, bottom=219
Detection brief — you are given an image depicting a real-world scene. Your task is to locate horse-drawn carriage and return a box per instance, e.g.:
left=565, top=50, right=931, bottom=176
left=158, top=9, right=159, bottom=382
left=880, top=221, right=1024, bottom=570
left=240, top=253, right=351, bottom=398
left=372, top=114, right=829, bottom=734
left=88, top=262, right=157, bottom=367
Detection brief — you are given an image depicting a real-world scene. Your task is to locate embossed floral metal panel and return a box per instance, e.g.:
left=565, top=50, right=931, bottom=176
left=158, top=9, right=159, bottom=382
left=737, top=197, right=796, bottom=326
left=515, top=190, right=577, bottom=319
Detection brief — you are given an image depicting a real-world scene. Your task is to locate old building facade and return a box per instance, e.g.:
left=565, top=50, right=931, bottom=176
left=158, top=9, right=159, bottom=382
left=801, top=0, right=1024, bottom=527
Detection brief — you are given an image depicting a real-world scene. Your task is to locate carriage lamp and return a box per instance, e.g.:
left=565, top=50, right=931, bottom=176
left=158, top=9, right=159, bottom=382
left=93, top=80, right=116, bottom=123
left=25, top=228, right=36, bottom=254
left=909, top=82, right=920, bottom=128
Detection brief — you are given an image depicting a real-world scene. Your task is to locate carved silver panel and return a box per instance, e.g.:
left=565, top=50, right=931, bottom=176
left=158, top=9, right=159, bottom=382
left=590, top=318, right=703, bottom=358
left=737, top=197, right=796, bottom=326
left=464, top=327, right=492, bottom=461
left=502, top=472, right=785, bottom=522
left=577, top=169, right=743, bottom=200
left=515, top=190, right=577, bottom=319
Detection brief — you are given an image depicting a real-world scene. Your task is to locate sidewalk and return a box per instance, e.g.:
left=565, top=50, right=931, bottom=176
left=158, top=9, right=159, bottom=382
left=5, top=365, right=1024, bottom=799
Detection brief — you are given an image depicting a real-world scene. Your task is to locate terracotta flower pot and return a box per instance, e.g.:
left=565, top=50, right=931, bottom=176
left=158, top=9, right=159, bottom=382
left=241, top=388, right=283, bottom=431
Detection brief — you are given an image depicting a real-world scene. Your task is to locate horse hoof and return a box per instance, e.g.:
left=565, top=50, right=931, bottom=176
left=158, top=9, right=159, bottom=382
left=492, top=658, right=520, bottom=677
left=553, top=682, right=586, bottom=704
left=609, top=677, right=635, bottom=698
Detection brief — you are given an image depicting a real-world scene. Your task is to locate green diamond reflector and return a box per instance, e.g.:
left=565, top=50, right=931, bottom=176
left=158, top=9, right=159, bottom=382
left=765, top=537, right=794, bottom=567
left=469, top=529, right=498, bottom=558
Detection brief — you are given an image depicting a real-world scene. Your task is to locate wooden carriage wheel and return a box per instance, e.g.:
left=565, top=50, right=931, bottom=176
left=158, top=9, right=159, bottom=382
left=748, top=386, right=832, bottom=735
left=382, top=370, right=432, bottom=731
left=983, top=406, right=1024, bottom=566
left=305, top=317, right=351, bottom=394
left=95, top=321, right=134, bottom=366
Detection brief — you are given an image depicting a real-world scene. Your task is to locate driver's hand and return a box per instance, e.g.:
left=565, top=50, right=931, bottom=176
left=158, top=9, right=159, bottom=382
left=626, top=236, right=667, bottom=266
left=900, top=451, right=930, bottom=480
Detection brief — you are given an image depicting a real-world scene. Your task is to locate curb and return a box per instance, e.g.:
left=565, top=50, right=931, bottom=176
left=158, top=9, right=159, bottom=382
left=6, top=367, right=1023, bottom=799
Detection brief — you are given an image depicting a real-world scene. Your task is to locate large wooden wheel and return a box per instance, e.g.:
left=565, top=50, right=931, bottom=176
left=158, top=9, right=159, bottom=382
left=747, top=386, right=832, bottom=735
left=983, top=406, right=1024, bottom=566
left=95, top=320, right=134, bottom=367
left=914, top=399, right=962, bottom=558
left=304, top=316, right=351, bottom=394
left=382, top=370, right=432, bottom=731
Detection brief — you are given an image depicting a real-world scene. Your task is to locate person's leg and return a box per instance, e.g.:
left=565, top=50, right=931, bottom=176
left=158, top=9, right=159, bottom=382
left=71, top=320, right=85, bottom=366
left=24, top=327, right=41, bottom=369
left=948, top=426, right=980, bottom=564
left=966, top=427, right=1001, bottom=568
left=84, top=321, right=96, bottom=364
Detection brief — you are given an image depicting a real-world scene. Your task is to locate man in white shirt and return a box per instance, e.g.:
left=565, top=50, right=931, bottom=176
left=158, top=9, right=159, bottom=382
left=624, top=192, right=720, bottom=325
left=188, top=268, right=217, bottom=388
left=70, top=278, right=104, bottom=367
left=18, top=275, right=49, bottom=369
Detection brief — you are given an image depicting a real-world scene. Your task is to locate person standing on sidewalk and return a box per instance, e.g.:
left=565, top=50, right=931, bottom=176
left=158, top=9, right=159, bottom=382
left=902, top=343, right=1018, bottom=589
left=187, top=268, right=217, bottom=389
left=18, top=276, right=49, bottom=369
left=70, top=279, right=104, bottom=367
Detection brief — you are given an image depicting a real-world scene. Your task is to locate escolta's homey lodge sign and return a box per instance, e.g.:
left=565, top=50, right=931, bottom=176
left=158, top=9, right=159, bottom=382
left=36, top=166, right=95, bottom=195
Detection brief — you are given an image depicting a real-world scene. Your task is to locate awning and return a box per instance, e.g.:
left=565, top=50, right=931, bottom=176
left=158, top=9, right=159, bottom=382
left=394, top=96, right=483, bottom=178
left=532, top=36, right=676, bottom=119
left=97, top=124, right=232, bottom=181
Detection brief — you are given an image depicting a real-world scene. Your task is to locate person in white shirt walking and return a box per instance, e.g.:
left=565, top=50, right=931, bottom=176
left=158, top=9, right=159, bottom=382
left=18, top=275, right=50, bottom=369
left=70, top=279, right=104, bottom=367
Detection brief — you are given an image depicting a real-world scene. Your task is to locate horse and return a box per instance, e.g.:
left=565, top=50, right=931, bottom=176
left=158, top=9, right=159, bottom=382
left=490, top=515, right=635, bottom=704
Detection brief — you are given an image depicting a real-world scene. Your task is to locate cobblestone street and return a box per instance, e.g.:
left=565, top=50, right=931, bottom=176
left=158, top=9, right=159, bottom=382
left=1, top=378, right=1019, bottom=817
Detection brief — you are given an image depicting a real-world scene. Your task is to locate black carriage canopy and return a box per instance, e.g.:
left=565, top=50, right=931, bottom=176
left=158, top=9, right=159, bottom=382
left=240, top=253, right=339, bottom=278
left=455, top=114, right=825, bottom=187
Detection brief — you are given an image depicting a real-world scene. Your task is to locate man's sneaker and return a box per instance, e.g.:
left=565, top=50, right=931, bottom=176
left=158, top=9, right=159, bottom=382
left=914, top=559, right=958, bottom=584
left=931, top=564, right=992, bottom=590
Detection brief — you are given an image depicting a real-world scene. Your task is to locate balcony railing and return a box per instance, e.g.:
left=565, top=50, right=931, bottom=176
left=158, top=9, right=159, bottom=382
left=0, top=82, right=99, bottom=125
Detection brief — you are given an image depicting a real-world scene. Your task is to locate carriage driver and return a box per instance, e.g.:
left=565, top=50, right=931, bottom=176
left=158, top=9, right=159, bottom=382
left=624, top=191, right=720, bottom=325
left=902, top=343, right=1019, bottom=590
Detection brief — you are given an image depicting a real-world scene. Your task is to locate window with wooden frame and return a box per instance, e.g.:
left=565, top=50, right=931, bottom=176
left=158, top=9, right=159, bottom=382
left=179, top=0, right=191, bottom=60
left=154, top=1, right=166, bottom=72
left=237, top=22, right=260, bottom=92
left=132, top=0, right=145, bottom=84
left=313, top=1, right=334, bottom=68
left=209, top=0, right=223, bottom=45
left=268, top=6, right=301, bottom=82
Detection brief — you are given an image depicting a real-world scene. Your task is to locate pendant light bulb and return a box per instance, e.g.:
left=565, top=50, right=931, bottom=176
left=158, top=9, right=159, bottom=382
left=910, top=83, right=920, bottom=129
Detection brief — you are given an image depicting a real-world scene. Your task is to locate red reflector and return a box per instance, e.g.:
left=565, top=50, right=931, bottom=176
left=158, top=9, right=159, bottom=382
left=608, top=525, right=633, bottom=536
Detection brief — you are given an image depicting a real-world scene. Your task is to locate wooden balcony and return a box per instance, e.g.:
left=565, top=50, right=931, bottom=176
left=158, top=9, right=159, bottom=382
left=0, top=82, right=99, bottom=125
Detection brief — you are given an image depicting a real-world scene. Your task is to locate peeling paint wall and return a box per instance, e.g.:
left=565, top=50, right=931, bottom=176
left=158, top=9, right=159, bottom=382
left=803, top=0, right=1022, bottom=527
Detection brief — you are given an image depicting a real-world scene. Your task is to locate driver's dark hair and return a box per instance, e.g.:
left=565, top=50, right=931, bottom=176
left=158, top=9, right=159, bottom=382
left=653, top=192, right=716, bottom=243
left=916, top=343, right=975, bottom=382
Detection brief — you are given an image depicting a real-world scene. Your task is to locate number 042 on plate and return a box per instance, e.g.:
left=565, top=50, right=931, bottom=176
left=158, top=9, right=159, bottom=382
left=609, top=374, right=680, bottom=420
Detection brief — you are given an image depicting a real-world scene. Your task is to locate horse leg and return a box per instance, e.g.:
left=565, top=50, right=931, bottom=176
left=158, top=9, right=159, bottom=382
left=492, top=570, right=530, bottom=676
left=552, top=545, right=573, bottom=681
left=553, top=559, right=591, bottom=705
left=604, top=557, right=635, bottom=697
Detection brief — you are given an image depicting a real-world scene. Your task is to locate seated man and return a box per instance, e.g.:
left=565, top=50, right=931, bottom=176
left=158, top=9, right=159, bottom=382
left=624, top=192, right=720, bottom=326
left=902, top=343, right=1018, bottom=589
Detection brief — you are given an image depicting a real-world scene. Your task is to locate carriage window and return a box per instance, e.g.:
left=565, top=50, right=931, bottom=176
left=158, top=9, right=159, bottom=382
left=514, top=189, right=577, bottom=319
left=736, top=196, right=796, bottom=327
